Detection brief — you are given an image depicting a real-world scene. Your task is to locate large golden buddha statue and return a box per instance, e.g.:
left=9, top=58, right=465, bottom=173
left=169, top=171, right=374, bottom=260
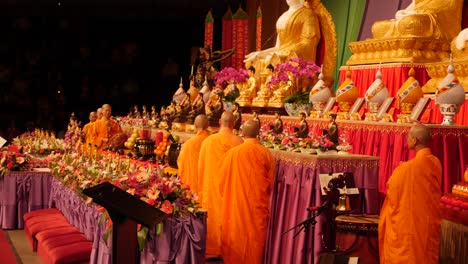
left=348, top=0, right=464, bottom=65
left=246, top=0, right=337, bottom=106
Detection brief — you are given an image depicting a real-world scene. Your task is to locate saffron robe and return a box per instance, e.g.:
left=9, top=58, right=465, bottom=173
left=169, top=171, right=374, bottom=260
left=93, top=118, right=122, bottom=150
left=219, top=138, right=274, bottom=264
left=378, top=148, right=442, bottom=264
left=82, top=121, right=95, bottom=147
left=198, top=127, right=243, bottom=257
left=177, top=129, right=210, bottom=198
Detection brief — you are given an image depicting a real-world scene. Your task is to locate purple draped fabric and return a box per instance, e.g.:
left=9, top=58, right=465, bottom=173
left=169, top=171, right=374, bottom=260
left=0, top=171, right=52, bottom=229
left=263, top=152, right=379, bottom=264
left=48, top=177, right=207, bottom=264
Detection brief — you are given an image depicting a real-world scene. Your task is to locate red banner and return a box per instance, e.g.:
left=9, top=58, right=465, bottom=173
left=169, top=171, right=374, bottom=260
left=256, top=5, right=262, bottom=51
left=233, top=6, right=248, bottom=69
left=204, top=10, right=214, bottom=50
left=222, top=7, right=233, bottom=69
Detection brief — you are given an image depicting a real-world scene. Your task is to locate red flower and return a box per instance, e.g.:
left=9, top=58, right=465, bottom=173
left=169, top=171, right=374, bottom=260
left=160, top=200, right=173, bottom=214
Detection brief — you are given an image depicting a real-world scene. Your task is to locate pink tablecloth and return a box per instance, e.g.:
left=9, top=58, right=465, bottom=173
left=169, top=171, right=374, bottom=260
left=0, top=171, right=52, bottom=229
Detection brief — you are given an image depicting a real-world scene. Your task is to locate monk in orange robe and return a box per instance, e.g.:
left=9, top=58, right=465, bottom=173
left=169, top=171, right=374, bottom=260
left=177, top=114, right=210, bottom=198
left=93, top=104, right=122, bottom=152
left=198, top=111, right=243, bottom=258
left=82, top=111, right=97, bottom=150
left=379, top=124, right=442, bottom=264
left=219, top=120, right=274, bottom=264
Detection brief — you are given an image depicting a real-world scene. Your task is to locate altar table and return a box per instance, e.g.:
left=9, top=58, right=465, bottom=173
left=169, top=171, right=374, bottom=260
left=48, top=177, right=207, bottom=264
left=263, top=151, right=379, bottom=264
left=244, top=114, right=468, bottom=195
left=0, top=171, right=52, bottom=229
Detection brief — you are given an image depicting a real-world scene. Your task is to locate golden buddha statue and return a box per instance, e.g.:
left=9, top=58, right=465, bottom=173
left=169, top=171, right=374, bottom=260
left=268, top=77, right=294, bottom=108
left=424, top=28, right=468, bottom=93
left=245, top=0, right=337, bottom=79
left=236, top=66, right=257, bottom=107
left=252, top=64, right=276, bottom=107
left=348, top=0, right=464, bottom=65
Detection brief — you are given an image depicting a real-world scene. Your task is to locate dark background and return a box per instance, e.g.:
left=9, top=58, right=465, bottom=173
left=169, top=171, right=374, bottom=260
left=0, top=0, right=258, bottom=139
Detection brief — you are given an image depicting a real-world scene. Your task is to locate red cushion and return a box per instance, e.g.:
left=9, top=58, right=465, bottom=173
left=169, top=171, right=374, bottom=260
left=38, top=233, right=88, bottom=256
left=23, top=208, right=62, bottom=221
left=27, top=219, right=71, bottom=236
left=48, top=241, right=93, bottom=264
left=25, top=214, right=66, bottom=226
left=36, top=226, right=81, bottom=243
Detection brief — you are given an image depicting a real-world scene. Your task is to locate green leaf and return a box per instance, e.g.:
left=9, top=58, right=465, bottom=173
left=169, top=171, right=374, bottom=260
left=137, top=227, right=149, bottom=251
left=156, top=222, right=164, bottom=236
left=102, top=228, right=112, bottom=246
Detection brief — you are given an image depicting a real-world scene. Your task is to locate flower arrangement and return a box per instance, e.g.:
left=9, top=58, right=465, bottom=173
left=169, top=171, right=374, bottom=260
left=213, top=67, right=249, bottom=85
left=268, top=58, right=320, bottom=89
left=0, top=147, right=32, bottom=178
left=48, top=151, right=203, bottom=250
left=13, top=129, right=65, bottom=156
left=311, top=136, right=336, bottom=152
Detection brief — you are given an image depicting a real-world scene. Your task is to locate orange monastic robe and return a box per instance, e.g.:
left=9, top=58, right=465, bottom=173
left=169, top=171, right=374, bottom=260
left=378, top=148, right=442, bottom=264
left=82, top=121, right=95, bottom=147
left=219, top=138, right=274, bottom=264
left=198, top=127, right=243, bottom=257
left=177, top=129, right=210, bottom=197
left=93, top=118, right=122, bottom=150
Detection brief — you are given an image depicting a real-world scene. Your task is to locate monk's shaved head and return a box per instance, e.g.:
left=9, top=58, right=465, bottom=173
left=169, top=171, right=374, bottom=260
left=194, top=114, right=209, bottom=130
left=242, top=120, right=259, bottom=138
left=409, top=124, right=430, bottom=146
left=220, top=111, right=234, bottom=128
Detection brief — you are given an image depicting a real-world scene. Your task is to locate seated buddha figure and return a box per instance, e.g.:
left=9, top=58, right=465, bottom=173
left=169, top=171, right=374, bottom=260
left=268, top=74, right=294, bottom=108
left=236, top=66, right=257, bottom=106
left=244, top=0, right=320, bottom=70
left=371, top=0, right=463, bottom=42
left=252, top=64, right=276, bottom=107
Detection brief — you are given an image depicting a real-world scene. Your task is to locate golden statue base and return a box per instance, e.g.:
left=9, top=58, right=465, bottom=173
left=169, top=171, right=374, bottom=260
left=423, top=60, right=468, bottom=93
left=184, top=124, right=196, bottom=134
left=347, top=38, right=450, bottom=65
left=364, top=113, right=378, bottom=122
left=267, top=101, right=285, bottom=108
left=235, top=97, right=251, bottom=107
left=397, top=114, right=411, bottom=124
left=349, top=113, right=362, bottom=121
left=171, top=122, right=185, bottom=132
left=251, top=98, right=269, bottom=108
left=310, top=111, right=322, bottom=119
left=336, top=112, right=349, bottom=120
left=380, top=114, right=394, bottom=123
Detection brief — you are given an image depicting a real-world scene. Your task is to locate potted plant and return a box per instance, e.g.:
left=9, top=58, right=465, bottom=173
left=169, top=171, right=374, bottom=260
left=213, top=67, right=248, bottom=110
left=267, top=58, right=320, bottom=116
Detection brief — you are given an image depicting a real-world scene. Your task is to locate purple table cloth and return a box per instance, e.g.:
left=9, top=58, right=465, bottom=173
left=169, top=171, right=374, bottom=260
left=0, top=171, right=52, bottom=229
left=263, top=151, right=379, bottom=264
left=48, top=177, right=207, bottom=264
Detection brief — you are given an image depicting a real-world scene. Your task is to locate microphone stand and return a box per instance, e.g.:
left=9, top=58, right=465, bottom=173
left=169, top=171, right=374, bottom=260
left=283, top=201, right=328, bottom=264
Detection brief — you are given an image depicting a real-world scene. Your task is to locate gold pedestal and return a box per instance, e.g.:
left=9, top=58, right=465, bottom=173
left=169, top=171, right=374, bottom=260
left=235, top=96, right=251, bottom=107
left=347, top=38, right=450, bottom=65
left=423, top=60, right=468, bottom=93
left=397, top=114, right=411, bottom=123
left=337, top=112, right=349, bottom=120
left=364, top=113, right=378, bottom=122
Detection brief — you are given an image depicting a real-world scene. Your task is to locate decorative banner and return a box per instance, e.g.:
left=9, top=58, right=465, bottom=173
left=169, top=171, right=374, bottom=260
left=222, top=7, right=233, bottom=69
left=204, top=9, right=214, bottom=50
left=232, top=6, right=249, bottom=69
left=256, top=4, right=262, bottom=51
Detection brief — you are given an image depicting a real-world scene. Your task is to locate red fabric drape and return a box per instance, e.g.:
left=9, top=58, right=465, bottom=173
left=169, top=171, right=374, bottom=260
left=204, top=10, right=214, bottom=50
left=222, top=8, right=233, bottom=69
left=232, top=7, right=249, bottom=69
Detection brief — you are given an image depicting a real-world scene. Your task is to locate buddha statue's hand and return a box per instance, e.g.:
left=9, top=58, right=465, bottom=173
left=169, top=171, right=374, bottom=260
left=244, top=51, right=260, bottom=63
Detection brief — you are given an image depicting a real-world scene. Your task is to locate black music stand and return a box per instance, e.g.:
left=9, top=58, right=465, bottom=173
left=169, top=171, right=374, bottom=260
left=83, top=182, right=169, bottom=264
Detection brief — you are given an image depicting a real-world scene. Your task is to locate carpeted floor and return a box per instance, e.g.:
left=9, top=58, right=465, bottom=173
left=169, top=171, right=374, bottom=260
left=1, top=230, right=42, bottom=264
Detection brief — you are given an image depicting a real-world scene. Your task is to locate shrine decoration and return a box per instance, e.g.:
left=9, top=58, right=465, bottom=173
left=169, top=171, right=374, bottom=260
left=256, top=4, right=262, bottom=51
left=222, top=7, right=233, bottom=69
left=204, top=9, right=214, bottom=51
left=232, top=5, right=249, bottom=70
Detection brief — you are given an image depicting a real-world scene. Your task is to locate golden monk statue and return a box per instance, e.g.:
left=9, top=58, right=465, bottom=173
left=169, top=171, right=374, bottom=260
left=348, top=0, right=464, bottom=65
left=236, top=66, right=257, bottom=107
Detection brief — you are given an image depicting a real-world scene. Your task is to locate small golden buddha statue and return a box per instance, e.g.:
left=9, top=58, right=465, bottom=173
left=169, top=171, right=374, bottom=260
left=268, top=77, right=293, bottom=108
left=252, top=64, right=276, bottom=107
left=236, top=66, right=257, bottom=107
